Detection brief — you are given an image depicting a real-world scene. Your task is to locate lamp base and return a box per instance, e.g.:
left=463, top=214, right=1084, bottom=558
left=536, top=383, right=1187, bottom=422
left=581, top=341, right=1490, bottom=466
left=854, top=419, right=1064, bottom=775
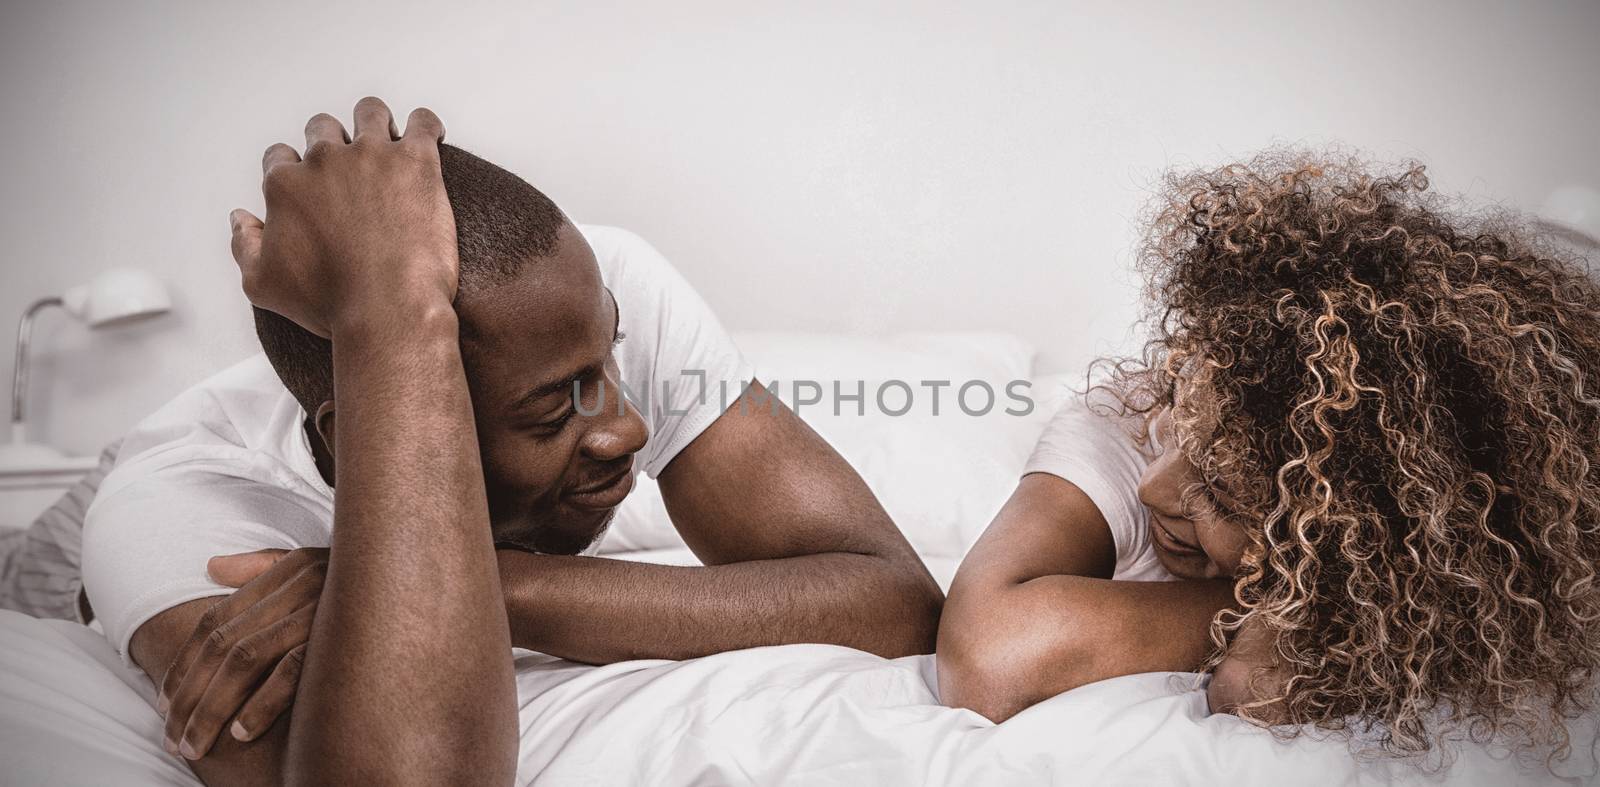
left=0, top=440, right=69, bottom=470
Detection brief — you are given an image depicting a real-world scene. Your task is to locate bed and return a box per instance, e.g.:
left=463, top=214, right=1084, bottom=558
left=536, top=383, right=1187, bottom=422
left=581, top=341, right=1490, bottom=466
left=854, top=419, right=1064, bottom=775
left=0, top=333, right=1592, bottom=785
left=3, top=605, right=1586, bottom=786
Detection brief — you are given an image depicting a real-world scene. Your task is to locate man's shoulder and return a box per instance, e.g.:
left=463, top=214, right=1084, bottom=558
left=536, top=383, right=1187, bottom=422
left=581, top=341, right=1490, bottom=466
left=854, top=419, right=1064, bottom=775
left=116, top=354, right=287, bottom=454
left=99, top=354, right=322, bottom=503
left=82, top=354, right=334, bottom=665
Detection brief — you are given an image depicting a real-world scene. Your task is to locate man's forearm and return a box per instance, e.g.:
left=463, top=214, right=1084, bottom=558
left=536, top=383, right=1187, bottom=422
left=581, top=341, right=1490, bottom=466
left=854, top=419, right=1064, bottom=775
left=497, top=549, right=939, bottom=663
left=288, top=309, right=516, bottom=783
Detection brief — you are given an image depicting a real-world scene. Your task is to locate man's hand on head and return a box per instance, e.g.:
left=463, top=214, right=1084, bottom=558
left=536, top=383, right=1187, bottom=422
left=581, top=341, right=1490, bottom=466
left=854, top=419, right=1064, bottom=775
left=158, top=548, right=326, bottom=760
left=229, top=97, right=458, bottom=338
left=138, top=98, right=516, bottom=787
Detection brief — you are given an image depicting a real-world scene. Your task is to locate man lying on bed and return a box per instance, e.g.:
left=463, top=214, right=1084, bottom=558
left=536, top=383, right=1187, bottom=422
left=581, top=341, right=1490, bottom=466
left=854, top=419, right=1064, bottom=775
left=80, top=98, right=941, bottom=785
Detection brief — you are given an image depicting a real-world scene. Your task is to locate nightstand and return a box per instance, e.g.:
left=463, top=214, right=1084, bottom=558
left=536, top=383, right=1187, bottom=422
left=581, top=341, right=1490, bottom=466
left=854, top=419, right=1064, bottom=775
left=0, top=456, right=99, bottom=530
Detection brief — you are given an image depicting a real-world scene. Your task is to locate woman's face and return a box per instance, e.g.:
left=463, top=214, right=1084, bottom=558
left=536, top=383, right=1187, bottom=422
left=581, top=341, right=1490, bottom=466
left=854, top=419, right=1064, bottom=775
left=1136, top=408, right=1253, bottom=580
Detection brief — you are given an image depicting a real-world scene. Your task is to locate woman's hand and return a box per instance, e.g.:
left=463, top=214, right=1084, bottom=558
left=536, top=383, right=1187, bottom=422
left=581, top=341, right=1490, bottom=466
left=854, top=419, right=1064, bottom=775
left=157, top=548, right=327, bottom=759
left=1206, top=612, right=1290, bottom=721
left=229, top=97, right=457, bottom=338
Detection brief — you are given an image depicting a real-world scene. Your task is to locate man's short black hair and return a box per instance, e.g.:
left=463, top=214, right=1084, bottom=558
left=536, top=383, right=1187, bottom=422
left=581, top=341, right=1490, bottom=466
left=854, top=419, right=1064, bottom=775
left=253, top=143, right=568, bottom=414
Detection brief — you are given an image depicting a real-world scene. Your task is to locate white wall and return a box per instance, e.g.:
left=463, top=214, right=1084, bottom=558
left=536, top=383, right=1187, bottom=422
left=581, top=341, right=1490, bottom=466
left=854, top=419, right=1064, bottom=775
left=2, top=0, right=1598, bottom=456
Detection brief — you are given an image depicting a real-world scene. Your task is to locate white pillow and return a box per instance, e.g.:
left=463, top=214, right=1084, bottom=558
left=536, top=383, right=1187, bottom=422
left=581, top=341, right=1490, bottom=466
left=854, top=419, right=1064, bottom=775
left=601, top=333, right=1055, bottom=559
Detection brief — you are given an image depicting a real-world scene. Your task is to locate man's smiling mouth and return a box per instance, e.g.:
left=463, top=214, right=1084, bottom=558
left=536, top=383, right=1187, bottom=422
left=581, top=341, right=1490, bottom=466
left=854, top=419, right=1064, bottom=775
left=564, top=461, right=636, bottom=510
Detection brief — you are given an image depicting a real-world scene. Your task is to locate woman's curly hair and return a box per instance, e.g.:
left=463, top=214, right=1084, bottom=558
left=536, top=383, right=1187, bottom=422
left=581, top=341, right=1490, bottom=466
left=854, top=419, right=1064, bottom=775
left=1103, top=150, right=1600, bottom=759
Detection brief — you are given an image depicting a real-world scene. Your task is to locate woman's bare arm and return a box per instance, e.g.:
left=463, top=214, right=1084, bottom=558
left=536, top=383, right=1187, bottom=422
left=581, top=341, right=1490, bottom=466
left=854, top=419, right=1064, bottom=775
left=937, top=473, right=1233, bottom=722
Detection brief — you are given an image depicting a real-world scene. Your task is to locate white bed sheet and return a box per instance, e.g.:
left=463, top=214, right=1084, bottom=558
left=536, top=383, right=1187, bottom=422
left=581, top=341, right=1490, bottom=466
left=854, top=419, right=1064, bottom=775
left=2, top=563, right=1593, bottom=786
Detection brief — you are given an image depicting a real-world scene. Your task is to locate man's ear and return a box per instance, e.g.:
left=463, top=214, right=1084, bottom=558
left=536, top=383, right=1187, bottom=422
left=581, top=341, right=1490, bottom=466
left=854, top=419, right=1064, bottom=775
left=312, top=400, right=337, bottom=458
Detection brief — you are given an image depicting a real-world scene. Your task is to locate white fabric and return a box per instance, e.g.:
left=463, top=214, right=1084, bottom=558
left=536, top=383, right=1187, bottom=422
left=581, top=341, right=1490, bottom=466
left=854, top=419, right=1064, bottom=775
left=1023, top=387, right=1173, bottom=581
left=604, top=331, right=1046, bottom=558
left=0, top=608, right=1587, bottom=786
left=81, top=224, right=753, bottom=665
left=733, top=330, right=1035, bottom=385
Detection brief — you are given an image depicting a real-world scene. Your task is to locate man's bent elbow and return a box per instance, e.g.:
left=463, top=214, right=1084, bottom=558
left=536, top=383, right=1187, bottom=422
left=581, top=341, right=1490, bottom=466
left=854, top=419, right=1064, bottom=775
left=872, top=555, right=943, bottom=657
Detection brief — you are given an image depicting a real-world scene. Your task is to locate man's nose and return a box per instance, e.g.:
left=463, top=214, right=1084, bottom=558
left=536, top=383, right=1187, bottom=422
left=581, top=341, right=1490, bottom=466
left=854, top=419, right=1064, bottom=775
left=582, top=396, right=648, bottom=462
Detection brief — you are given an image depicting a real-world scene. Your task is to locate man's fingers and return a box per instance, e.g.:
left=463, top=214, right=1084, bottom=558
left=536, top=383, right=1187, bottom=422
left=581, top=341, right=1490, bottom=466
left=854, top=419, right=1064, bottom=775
left=303, top=113, right=350, bottom=157
left=161, top=562, right=324, bottom=758
left=161, top=596, right=252, bottom=717
left=402, top=106, right=446, bottom=149
left=207, top=549, right=290, bottom=588
left=178, top=602, right=316, bottom=759
left=229, top=642, right=307, bottom=743
left=162, top=601, right=273, bottom=755
left=158, top=549, right=317, bottom=714
left=351, top=96, right=397, bottom=143
left=260, top=143, right=300, bottom=177
left=228, top=209, right=264, bottom=269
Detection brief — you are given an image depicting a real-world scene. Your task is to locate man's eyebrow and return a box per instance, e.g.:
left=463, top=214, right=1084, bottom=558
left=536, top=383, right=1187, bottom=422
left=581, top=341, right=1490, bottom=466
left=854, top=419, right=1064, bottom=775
left=507, top=288, right=622, bottom=413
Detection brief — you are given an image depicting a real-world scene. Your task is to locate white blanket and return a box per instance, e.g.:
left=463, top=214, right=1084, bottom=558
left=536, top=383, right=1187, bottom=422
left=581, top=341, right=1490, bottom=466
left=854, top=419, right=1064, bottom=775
left=0, top=610, right=1589, bottom=786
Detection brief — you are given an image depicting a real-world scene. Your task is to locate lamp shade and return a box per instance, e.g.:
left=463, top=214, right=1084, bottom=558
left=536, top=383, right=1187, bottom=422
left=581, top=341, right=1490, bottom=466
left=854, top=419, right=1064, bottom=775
left=60, top=268, right=172, bottom=328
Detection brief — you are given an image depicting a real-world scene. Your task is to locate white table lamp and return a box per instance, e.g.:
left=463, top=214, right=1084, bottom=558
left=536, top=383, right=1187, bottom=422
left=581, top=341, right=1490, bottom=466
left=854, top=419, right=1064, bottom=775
left=4, top=268, right=171, bottom=466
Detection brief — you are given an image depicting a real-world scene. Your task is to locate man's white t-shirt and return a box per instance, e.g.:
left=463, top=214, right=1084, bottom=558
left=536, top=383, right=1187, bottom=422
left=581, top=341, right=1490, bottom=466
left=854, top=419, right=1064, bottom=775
left=1022, top=388, right=1175, bottom=582
left=82, top=225, right=754, bottom=664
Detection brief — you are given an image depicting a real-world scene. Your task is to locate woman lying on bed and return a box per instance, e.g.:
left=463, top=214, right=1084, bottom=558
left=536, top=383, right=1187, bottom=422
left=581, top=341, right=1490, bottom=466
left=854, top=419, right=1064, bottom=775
left=938, top=152, right=1600, bottom=760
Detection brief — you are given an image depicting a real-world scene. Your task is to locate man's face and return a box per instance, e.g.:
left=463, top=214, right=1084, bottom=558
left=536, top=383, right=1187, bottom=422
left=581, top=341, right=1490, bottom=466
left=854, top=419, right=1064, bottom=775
left=456, top=223, right=649, bottom=554
left=1136, top=408, right=1252, bottom=580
